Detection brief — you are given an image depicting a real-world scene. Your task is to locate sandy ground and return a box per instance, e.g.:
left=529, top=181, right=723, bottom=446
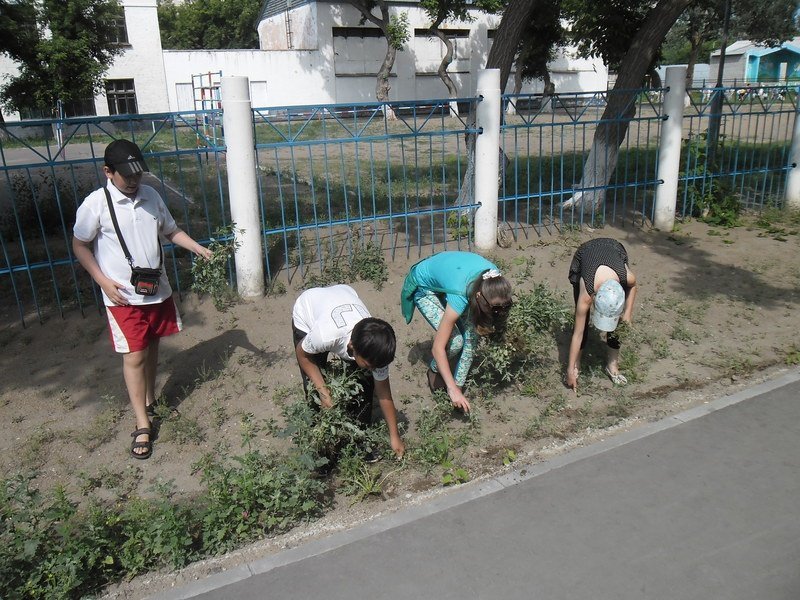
left=1, top=214, right=799, bottom=598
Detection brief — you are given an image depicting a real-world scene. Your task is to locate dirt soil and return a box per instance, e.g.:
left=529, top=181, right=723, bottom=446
left=1, top=215, right=799, bottom=599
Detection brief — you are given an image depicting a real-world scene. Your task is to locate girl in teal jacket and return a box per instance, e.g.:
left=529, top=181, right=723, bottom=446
left=401, top=251, right=513, bottom=413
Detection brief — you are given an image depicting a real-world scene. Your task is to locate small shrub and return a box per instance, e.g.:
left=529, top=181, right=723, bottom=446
left=306, top=241, right=388, bottom=290
left=682, top=132, right=741, bottom=228
left=197, top=450, right=327, bottom=555
left=468, top=284, right=571, bottom=390
left=191, top=224, right=241, bottom=311
left=282, top=363, right=369, bottom=462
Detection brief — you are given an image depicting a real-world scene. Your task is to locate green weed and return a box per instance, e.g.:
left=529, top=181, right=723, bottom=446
left=191, top=224, right=242, bottom=311
left=502, top=448, right=517, bottom=466
left=524, top=396, right=567, bottom=439
left=197, top=450, right=327, bottom=554
left=441, top=461, right=469, bottom=486
left=784, top=344, right=800, bottom=365
left=158, top=411, right=204, bottom=446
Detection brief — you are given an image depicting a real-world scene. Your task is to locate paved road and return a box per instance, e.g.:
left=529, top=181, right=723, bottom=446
left=156, top=370, right=800, bottom=600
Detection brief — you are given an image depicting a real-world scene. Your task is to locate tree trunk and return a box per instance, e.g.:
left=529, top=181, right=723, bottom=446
left=347, top=0, right=398, bottom=119
left=454, top=0, right=541, bottom=207
left=563, top=0, right=693, bottom=213
left=431, top=29, right=459, bottom=117
left=376, top=44, right=398, bottom=120
left=686, top=33, right=702, bottom=89
left=486, top=0, right=542, bottom=91
left=505, top=60, right=524, bottom=116
left=542, top=70, right=555, bottom=113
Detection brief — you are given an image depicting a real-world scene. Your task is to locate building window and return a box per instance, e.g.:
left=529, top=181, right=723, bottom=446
left=110, top=9, right=129, bottom=45
left=105, top=79, right=138, bottom=115
left=61, top=97, right=96, bottom=117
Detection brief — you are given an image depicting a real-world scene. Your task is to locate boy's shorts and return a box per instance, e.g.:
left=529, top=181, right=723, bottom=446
left=106, top=297, right=182, bottom=353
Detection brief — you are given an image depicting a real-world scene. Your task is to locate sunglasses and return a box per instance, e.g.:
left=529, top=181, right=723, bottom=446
left=478, top=293, right=512, bottom=314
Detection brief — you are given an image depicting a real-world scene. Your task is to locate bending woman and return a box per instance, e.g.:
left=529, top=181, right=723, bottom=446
left=566, top=238, right=638, bottom=391
left=401, top=251, right=513, bottom=413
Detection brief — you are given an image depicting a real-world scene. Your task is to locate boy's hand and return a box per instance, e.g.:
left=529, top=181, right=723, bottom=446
left=196, top=245, right=213, bottom=260
left=391, top=436, right=405, bottom=459
left=318, top=389, right=333, bottom=409
left=101, top=277, right=129, bottom=306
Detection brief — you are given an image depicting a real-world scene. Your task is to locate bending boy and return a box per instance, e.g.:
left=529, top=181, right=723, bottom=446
left=292, top=284, right=404, bottom=458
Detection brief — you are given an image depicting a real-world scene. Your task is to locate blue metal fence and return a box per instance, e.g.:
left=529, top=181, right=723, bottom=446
left=498, top=84, right=796, bottom=237
left=0, top=87, right=795, bottom=327
left=250, top=99, right=480, bottom=284
left=680, top=85, right=797, bottom=216
left=500, top=89, right=665, bottom=235
left=0, top=110, right=228, bottom=326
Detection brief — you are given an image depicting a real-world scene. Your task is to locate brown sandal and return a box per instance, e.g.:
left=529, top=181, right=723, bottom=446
left=130, top=427, right=152, bottom=460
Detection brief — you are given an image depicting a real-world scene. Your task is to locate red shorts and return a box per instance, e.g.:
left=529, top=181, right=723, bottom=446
left=106, top=297, right=182, bottom=353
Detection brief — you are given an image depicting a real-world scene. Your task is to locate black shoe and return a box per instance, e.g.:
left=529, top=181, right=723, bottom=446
left=364, top=450, right=381, bottom=464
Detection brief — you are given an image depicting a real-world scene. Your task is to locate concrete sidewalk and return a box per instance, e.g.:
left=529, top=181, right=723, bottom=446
left=155, top=370, right=800, bottom=600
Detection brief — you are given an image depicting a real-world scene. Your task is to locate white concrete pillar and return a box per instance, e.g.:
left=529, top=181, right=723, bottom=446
left=220, top=76, right=264, bottom=297
left=784, top=99, right=800, bottom=211
left=474, top=69, right=501, bottom=250
left=654, top=66, right=687, bottom=231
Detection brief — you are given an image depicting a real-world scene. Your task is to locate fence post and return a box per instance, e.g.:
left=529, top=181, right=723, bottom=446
left=220, top=76, right=264, bottom=298
left=654, top=66, right=687, bottom=231
left=474, top=69, right=500, bottom=250
left=784, top=98, right=800, bottom=211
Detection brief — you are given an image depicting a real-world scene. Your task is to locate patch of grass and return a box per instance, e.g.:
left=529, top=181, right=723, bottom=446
left=306, top=241, right=388, bottom=290
left=77, top=465, right=143, bottom=497
left=784, top=344, right=800, bottom=365
left=670, top=323, right=695, bottom=343
left=158, top=411, right=205, bottom=446
left=524, top=396, right=567, bottom=439
left=210, top=398, right=229, bottom=428
left=21, top=424, right=57, bottom=465
left=74, top=397, right=126, bottom=451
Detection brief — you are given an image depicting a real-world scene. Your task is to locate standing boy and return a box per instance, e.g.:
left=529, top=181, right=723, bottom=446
left=73, top=139, right=212, bottom=459
left=292, top=284, right=404, bottom=458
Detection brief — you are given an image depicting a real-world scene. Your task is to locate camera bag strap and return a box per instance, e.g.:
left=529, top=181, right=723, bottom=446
left=103, top=186, right=162, bottom=269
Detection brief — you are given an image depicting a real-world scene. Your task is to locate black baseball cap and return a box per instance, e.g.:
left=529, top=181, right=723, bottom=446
left=104, top=139, right=149, bottom=176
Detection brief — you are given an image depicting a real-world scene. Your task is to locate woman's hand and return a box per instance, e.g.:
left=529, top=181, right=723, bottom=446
left=565, top=366, right=579, bottom=392
left=447, top=386, right=471, bottom=414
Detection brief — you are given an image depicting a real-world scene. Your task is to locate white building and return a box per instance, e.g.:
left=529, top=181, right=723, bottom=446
left=1, top=0, right=607, bottom=121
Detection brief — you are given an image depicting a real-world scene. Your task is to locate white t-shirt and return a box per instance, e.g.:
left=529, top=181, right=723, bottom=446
left=73, top=180, right=178, bottom=306
left=292, top=284, right=389, bottom=381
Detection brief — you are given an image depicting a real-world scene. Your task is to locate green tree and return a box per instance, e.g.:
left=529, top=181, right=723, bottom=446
left=419, top=0, right=504, bottom=115
left=345, top=0, right=409, bottom=115
left=508, top=0, right=564, bottom=100
left=0, top=0, right=124, bottom=118
left=157, top=0, right=261, bottom=49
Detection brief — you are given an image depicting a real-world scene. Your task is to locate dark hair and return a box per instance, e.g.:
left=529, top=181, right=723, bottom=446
left=351, top=318, right=396, bottom=369
left=467, top=271, right=513, bottom=335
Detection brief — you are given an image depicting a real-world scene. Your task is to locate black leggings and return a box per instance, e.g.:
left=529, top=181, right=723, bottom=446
left=573, top=284, right=621, bottom=351
left=291, top=323, right=374, bottom=428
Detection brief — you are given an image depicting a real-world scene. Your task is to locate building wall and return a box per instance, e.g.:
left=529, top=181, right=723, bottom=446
left=250, top=3, right=606, bottom=106
left=97, top=0, right=170, bottom=116
left=0, top=0, right=168, bottom=121
left=709, top=54, right=748, bottom=85
left=1, top=0, right=607, bottom=121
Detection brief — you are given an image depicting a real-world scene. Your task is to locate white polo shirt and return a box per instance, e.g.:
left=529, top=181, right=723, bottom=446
left=292, top=284, right=389, bottom=381
left=73, top=180, right=178, bottom=306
